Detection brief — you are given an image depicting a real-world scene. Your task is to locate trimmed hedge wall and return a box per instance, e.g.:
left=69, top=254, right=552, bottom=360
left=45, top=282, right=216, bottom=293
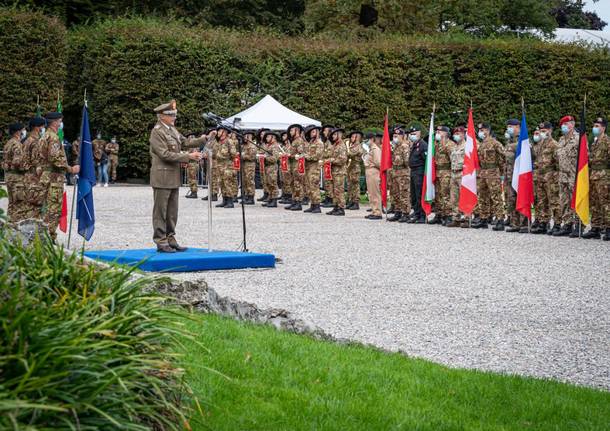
left=3, top=11, right=609, bottom=178
left=0, top=8, right=67, bottom=132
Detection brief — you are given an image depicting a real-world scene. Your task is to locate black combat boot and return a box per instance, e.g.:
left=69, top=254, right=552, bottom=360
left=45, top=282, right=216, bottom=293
left=345, top=201, right=353, bottom=209
left=349, top=202, right=359, bottom=210
left=202, top=193, right=217, bottom=201
left=569, top=224, right=580, bottom=238
left=398, top=213, right=410, bottom=223
left=264, top=198, right=277, bottom=208
left=290, top=201, right=303, bottom=211
left=388, top=211, right=402, bottom=222
left=215, top=197, right=227, bottom=208
left=470, top=217, right=483, bottom=229
left=492, top=220, right=505, bottom=231
left=582, top=227, right=601, bottom=239
left=224, top=198, right=235, bottom=208
left=257, top=192, right=269, bottom=202
left=321, top=196, right=334, bottom=208
left=603, top=227, right=610, bottom=241
left=326, top=205, right=339, bottom=215
left=387, top=204, right=395, bottom=214
left=302, top=197, right=310, bottom=205
left=185, top=191, right=198, bottom=199
left=245, top=195, right=255, bottom=205
left=531, top=222, right=546, bottom=234
left=279, top=193, right=292, bottom=204
left=333, top=207, right=345, bottom=216
left=553, top=224, right=572, bottom=237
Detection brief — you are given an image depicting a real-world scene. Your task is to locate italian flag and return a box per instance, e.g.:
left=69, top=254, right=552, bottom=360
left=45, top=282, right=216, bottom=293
left=421, top=107, right=436, bottom=215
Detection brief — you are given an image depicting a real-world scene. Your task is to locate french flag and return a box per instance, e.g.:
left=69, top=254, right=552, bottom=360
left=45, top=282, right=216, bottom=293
left=511, top=111, right=534, bottom=220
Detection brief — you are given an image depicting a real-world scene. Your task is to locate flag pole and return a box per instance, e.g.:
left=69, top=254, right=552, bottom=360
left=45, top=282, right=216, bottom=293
left=67, top=89, right=87, bottom=249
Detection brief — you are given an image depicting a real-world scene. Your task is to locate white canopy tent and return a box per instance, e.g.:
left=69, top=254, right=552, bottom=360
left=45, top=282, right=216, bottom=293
left=225, top=95, right=321, bottom=131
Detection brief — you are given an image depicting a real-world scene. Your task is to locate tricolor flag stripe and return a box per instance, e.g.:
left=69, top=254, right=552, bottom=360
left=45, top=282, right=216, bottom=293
left=512, top=111, right=534, bottom=219
left=421, top=109, right=436, bottom=215
left=571, top=105, right=590, bottom=225
left=458, top=107, right=479, bottom=215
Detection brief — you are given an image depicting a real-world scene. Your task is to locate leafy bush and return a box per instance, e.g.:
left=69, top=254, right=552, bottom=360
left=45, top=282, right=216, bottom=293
left=0, top=232, right=193, bottom=430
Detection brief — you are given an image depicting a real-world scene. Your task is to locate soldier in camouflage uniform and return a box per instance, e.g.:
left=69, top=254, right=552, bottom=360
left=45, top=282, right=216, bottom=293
left=432, top=126, right=453, bottom=225
left=22, top=117, right=46, bottom=220
left=227, top=135, right=240, bottom=202
left=326, top=128, right=348, bottom=215
left=553, top=115, right=580, bottom=237
left=302, top=125, right=324, bottom=213
left=474, top=123, right=505, bottom=230
left=583, top=117, right=610, bottom=240
left=446, top=126, right=466, bottom=227
left=346, top=131, right=364, bottom=210
left=2, top=122, right=27, bottom=222
left=39, top=112, right=80, bottom=240
left=388, top=129, right=410, bottom=222
left=200, top=129, right=218, bottom=201
left=284, top=124, right=306, bottom=211
left=240, top=131, right=258, bottom=205
left=214, top=126, right=236, bottom=208
left=106, top=137, right=119, bottom=183
left=261, top=131, right=281, bottom=208
left=321, top=125, right=334, bottom=207
left=502, top=119, right=525, bottom=232
left=531, top=122, right=560, bottom=234
left=278, top=131, right=292, bottom=204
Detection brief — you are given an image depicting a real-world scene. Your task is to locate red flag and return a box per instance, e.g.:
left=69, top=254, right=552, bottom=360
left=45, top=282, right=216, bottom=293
left=232, top=154, right=241, bottom=170
left=258, top=155, right=265, bottom=174
left=297, top=157, right=305, bottom=174
left=59, top=191, right=68, bottom=233
left=280, top=155, right=289, bottom=172
left=323, top=161, right=332, bottom=180
left=570, top=104, right=590, bottom=225
left=458, top=108, right=479, bottom=215
left=380, top=113, right=392, bottom=208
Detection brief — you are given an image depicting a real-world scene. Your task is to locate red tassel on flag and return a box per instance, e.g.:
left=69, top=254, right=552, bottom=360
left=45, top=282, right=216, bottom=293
left=59, top=191, right=68, bottom=233
left=323, top=161, right=332, bottom=180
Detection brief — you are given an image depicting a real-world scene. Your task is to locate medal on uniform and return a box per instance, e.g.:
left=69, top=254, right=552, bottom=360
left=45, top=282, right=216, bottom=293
left=233, top=154, right=240, bottom=170
left=280, top=155, right=289, bottom=172
left=323, top=161, right=332, bottom=180
left=297, top=157, right=305, bottom=174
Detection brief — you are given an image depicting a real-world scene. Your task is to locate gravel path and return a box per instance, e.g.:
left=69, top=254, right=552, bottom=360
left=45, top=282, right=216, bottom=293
left=6, top=185, right=609, bottom=390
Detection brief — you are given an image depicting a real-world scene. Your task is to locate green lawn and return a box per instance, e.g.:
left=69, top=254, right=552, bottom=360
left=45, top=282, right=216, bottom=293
left=180, top=313, right=610, bottom=431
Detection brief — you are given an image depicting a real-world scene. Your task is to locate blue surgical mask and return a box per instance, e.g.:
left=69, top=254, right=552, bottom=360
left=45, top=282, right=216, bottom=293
left=592, top=127, right=601, bottom=137
left=507, top=126, right=515, bottom=137
left=533, top=134, right=541, bottom=143
left=561, top=124, right=569, bottom=135
left=409, top=134, right=418, bottom=143
left=453, top=134, right=462, bottom=142
left=20, top=130, right=27, bottom=140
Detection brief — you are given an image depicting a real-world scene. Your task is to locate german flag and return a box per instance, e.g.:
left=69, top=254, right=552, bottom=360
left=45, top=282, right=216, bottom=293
left=570, top=102, right=590, bottom=225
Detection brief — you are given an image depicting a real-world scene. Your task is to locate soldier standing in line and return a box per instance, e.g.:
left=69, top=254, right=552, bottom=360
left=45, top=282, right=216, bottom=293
left=201, top=129, right=218, bottom=201
left=106, top=136, right=120, bottom=184
left=531, top=122, right=560, bottom=235
left=279, top=131, right=292, bottom=204
left=261, top=131, right=281, bottom=208
left=185, top=133, right=200, bottom=199
left=553, top=115, right=580, bottom=237
left=326, top=128, right=348, bottom=216
left=214, top=125, right=236, bottom=208
left=38, top=112, right=80, bottom=241
left=433, top=125, right=454, bottom=226
left=301, top=125, right=324, bottom=213
left=285, top=124, right=307, bottom=211
left=406, top=124, right=427, bottom=223
left=474, top=122, right=505, bottom=230
left=364, top=132, right=383, bottom=220
left=320, top=125, right=335, bottom=207
left=387, top=125, right=402, bottom=214
left=346, top=131, right=364, bottom=210
left=502, top=119, right=524, bottom=232
left=256, top=128, right=270, bottom=203
left=228, top=133, right=240, bottom=204
left=2, top=122, right=27, bottom=222
left=22, top=117, right=46, bottom=220
left=240, top=131, right=258, bottom=205
left=92, top=132, right=106, bottom=186
left=583, top=116, right=609, bottom=240
left=446, top=126, right=466, bottom=227
left=387, top=129, right=410, bottom=222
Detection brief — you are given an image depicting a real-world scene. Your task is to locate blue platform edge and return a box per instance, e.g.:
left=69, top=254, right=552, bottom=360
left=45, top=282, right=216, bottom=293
left=84, top=248, right=276, bottom=272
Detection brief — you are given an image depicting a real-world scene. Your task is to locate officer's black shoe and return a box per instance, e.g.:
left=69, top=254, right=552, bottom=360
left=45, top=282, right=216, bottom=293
left=169, top=243, right=188, bottom=252
left=602, top=227, right=610, bottom=241
left=215, top=197, right=227, bottom=208
left=388, top=211, right=402, bottom=222
left=185, top=191, right=198, bottom=199
left=398, top=214, right=411, bottom=223
left=326, top=206, right=339, bottom=215
left=582, top=228, right=600, bottom=239
left=290, top=202, right=303, bottom=211
left=224, top=199, right=235, bottom=208
left=553, top=224, right=572, bottom=237
left=157, top=244, right=176, bottom=253
left=519, top=226, right=530, bottom=233
left=505, top=225, right=520, bottom=232
left=257, top=192, right=269, bottom=202
left=333, top=208, right=345, bottom=216
left=264, top=198, right=277, bottom=208
left=366, top=214, right=382, bottom=220
left=492, top=220, right=505, bottom=231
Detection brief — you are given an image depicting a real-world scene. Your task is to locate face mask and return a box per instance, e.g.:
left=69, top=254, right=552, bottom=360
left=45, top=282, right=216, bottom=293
left=20, top=130, right=27, bottom=140
left=504, top=131, right=510, bottom=140
left=592, top=127, right=601, bottom=137
left=477, top=131, right=486, bottom=140
left=97, top=134, right=102, bottom=139
left=111, top=139, right=116, bottom=143
left=409, top=134, right=418, bottom=143
left=59, top=122, right=64, bottom=129
left=434, top=132, right=441, bottom=142
left=533, top=134, right=541, bottom=143
left=561, top=125, right=569, bottom=135
left=540, top=132, right=548, bottom=140
left=392, top=137, right=399, bottom=144
left=40, top=127, right=46, bottom=137
left=507, top=127, right=514, bottom=137
left=453, top=134, right=462, bottom=142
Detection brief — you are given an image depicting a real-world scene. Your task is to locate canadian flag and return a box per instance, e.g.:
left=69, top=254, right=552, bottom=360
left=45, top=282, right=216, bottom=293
left=458, top=108, right=479, bottom=215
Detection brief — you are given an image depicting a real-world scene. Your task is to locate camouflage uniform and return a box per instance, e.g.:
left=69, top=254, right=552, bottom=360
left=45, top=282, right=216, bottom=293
left=434, top=138, right=454, bottom=219
left=216, top=138, right=237, bottom=199
left=38, top=129, right=70, bottom=240
left=241, top=139, right=258, bottom=199
left=449, top=141, right=465, bottom=219
left=323, top=139, right=334, bottom=202
left=92, top=138, right=106, bottom=164
left=207, top=139, right=221, bottom=197
left=186, top=150, right=200, bottom=194
left=227, top=138, right=239, bottom=198
left=504, top=139, right=522, bottom=227
left=589, top=133, right=610, bottom=230
left=105, top=140, right=119, bottom=181
left=556, top=131, right=579, bottom=226
left=328, top=140, right=348, bottom=209
left=2, top=136, right=28, bottom=222
left=477, top=136, right=505, bottom=220
left=390, top=139, right=410, bottom=215
left=280, top=139, right=292, bottom=198
left=71, top=139, right=80, bottom=164
left=346, top=140, right=364, bottom=205
left=22, top=130, right=45, bottom=219
left=263, top=140, right=281, bottom=199
left=288, top=136, right=306, bottom=202
left=533, top=136, right=559, bottom=224
left=304, top=137, right=324, bottom=205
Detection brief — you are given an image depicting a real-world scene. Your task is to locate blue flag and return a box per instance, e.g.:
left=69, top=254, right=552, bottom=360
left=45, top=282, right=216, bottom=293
left=76, top=103, right=96, bottom=240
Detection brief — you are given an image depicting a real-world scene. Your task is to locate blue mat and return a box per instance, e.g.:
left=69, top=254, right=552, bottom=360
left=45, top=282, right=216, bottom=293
left=84, top=248, right=276, bottom=272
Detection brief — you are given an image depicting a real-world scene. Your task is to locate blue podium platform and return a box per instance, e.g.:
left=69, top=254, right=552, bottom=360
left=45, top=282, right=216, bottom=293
left=84, top=248, right=276, bottom=272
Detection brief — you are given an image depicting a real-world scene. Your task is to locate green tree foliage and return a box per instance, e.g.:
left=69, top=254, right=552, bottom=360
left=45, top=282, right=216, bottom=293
left=552, top=0, right=607, bottom=30
left=0, top=8, right=66, bottom=130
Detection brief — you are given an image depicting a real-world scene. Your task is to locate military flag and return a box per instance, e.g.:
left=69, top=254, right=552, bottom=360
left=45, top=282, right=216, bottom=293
left=380, top=112, right=392, bottom=208
left=76, top=100, right=96, bottom=240
left=458, top=108, right=479, bottom=215
left=421, top=105, right=436, bottom=215
left=571, top=100, right=590, bottom=225
left=511, top=108, right=534, bottom=220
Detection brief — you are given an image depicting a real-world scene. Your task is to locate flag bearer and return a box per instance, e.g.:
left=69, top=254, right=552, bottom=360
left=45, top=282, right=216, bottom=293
left=531, top=122, right=559, bottom=235
left=553, top=115, right=580, bottom=237
left=474, top=123, right=505, bottom=229
left=583, top=116, right=610, bottom=240
left=326, top=128, right=348, bottom=215
left=446, top=126, right=466, bottom=227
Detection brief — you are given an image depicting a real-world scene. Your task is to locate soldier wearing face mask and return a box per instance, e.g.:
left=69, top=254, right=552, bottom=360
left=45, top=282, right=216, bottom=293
left=553, top=115, right=580, bottom=237
left=387, top=128, right=410, bottom=222
left=475, top=123, right=505, bottom=230
left=387, top=125, right=403, bottom=214
left=531, top=122, right=559, bottom=235
left=2, top=122, right=27, bottom=222
left=583, top=116, right=610, bottom=240
left=22, top=117, right=47, bottom=220
left=405, top=124, right=427, bottom=223
left=503, top=118, right=526, bottom=233
left=434, top=125, right=454, bottom=225
left=320, top=125, right=335, bottom=208
left=446, top=126, right=466, bottom=227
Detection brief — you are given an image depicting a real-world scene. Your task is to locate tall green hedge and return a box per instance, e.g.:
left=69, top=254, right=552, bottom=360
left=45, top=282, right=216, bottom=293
left=0, top=8, right=67, bottom=132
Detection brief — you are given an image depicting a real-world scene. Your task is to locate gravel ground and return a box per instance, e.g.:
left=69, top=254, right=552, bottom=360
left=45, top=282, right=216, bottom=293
left=5, top=184, right=609, bottom=390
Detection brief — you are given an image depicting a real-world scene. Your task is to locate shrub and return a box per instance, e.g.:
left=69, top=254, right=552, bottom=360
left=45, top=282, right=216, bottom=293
left=0, top=232, right=193, bottom=430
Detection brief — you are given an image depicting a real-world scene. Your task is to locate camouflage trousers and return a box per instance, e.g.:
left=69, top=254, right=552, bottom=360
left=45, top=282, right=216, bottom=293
left=324, top=171, right=333, bottom=199
left=291, top=168, right=305, bottom=201
left=209, top=160, right=221, bottom=197
left=24, top=171, right=45, bottom=220
left=306, top=164, right=321, bottom=205
left=534, top=173, right=559, bottom=223
left=242, top=162, right=256, bottom=197
left=433, top=171, right=451, bottom=217
left=505, top=175, right=526, bottom=226
left=590, top=170, right=609, bottom=228
left=331, top=170, right=346, bottom=209
left=558, top=180, right=575, bottom=226
left=392, top=171, right=410, bottom=213
left=43, top=181, right=64, bottom=241
left=450, top=171, right=462, bottom=218
left=187, top=161, right=199, bottom=193
left=108, top=154, right=119, bottom=181
left=5, top=172, right=28, bottom=223
left=264, top=164, right=279, bottom=199
left=281, top=167, right=293, bottom=195
left=478, top=170, right=503, bottom=219
left=222, top=165, right=238, bottom=198
left=346, top=162, right=361, bottom=204
left=389, top=170, right=399, bottom=207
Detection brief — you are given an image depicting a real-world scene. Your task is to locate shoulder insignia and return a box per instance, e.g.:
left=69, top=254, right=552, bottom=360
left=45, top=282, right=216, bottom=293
left=154, top=124, right=161, bottom=130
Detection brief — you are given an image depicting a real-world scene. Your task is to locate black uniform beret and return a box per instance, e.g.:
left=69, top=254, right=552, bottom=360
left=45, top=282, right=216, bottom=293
left=436, top=125, right=451, bottom=134
left=477, top=122, right=491, bottom=130
left=538, top=121, right=553, bottom=130
left=29, top=117, right=46, bottom=128
left=8, top=122, right=24, bottom=135
left=506, top=118, right=519, bottom=126
left=45, top=111, right=63, bottom=120
left=593, top=116, right=607, bottom=127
